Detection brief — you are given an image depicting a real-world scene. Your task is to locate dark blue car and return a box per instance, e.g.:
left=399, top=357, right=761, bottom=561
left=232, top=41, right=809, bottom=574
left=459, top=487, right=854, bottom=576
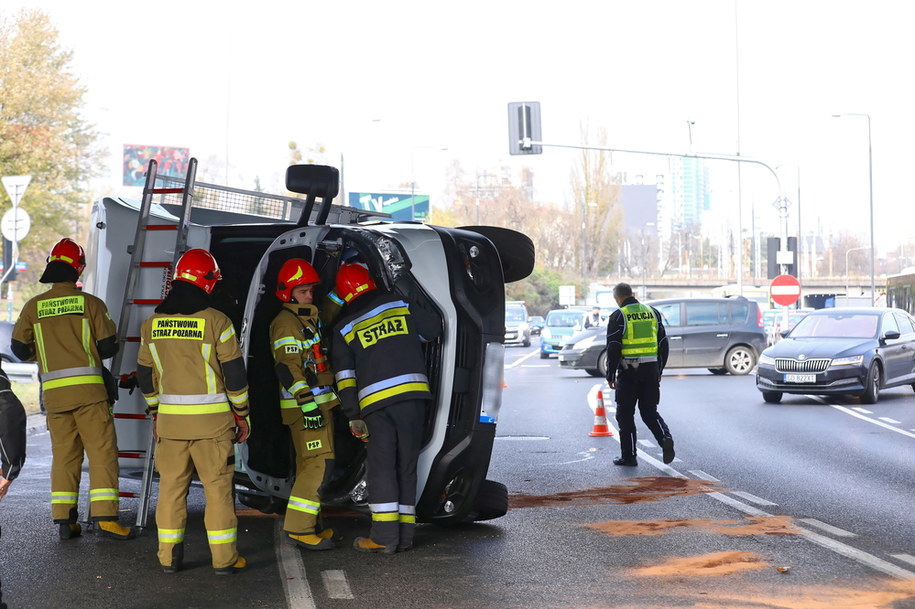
left=756, top=307, right=915, bottom=404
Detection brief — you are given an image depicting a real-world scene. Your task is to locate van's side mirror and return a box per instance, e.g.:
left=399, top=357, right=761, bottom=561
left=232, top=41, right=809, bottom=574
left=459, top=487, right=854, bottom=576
left=883, top=330, right=901, bottom=341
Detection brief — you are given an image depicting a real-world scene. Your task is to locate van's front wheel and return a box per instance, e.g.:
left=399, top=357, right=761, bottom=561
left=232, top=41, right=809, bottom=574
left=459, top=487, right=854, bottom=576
left=724, top=346, right=756, bottom=375
left=470, top=480, right=508, bottom=522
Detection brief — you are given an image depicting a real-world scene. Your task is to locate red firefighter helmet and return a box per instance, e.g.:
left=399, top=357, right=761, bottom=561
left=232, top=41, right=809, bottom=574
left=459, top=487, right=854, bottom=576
left=47, top=238, right=86, bottom=275
left=173, top=249, right=222, bottom=294
left=335, top=263, right=377, bottom=303
left=275, top=258, right=320, bottom=302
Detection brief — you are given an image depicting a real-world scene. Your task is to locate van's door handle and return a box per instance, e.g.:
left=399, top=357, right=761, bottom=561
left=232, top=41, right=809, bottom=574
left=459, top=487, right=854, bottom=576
left=669, top=336, right=682, bottom=340
left=716, top=334, right=728, bottom=338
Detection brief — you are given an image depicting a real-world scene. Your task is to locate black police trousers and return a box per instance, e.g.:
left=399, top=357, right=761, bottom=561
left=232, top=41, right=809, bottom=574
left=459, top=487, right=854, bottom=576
left=614, top=362, right=672, bottom=460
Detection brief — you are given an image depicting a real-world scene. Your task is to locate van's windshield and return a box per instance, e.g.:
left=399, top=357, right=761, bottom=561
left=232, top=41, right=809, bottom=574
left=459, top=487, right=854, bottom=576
left=506, top=308, right=526, bottom=322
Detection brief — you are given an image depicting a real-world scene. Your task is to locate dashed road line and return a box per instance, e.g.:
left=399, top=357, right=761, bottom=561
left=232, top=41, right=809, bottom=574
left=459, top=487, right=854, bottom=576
left=730, top=490, right=777, bottom=506
left=687, top=470, right=720, bottom=482
left=814, top=399, right=915, bottom=440
left=799, top=518, right=857, bottom=538
left=879, top=416, right=901, bottom=424
left=275, top=519, right=317, bottom=609
left=891, top=554, right=915, bottom=567
left=637, top=439, right=656, bottom=449
left=322, top=570, right=354, bottom=599
left=853, top=407, right=873, bottom=414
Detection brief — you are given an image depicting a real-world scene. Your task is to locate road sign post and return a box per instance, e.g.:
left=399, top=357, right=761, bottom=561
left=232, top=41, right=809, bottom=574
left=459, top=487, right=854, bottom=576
left=1, top=175, right=31, bottom=321
left=770, top=274, right=801, bottom=334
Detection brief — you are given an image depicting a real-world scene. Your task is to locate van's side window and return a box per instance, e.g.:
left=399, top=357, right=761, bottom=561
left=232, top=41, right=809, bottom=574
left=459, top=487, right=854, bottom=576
left=655, top=303, right=681, bottom=327
left=729, top=303, right=749, bottom=324
left=685, top=302, right=724, bottom=326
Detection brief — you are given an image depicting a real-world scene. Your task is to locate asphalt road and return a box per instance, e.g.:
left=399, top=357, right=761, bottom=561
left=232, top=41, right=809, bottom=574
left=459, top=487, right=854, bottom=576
left=3, top=345, right=915, bottom=608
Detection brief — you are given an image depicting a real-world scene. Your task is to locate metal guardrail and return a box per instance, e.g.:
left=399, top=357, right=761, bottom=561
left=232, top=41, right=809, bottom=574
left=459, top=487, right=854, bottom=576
left=5, top=362, right=38, bottom=383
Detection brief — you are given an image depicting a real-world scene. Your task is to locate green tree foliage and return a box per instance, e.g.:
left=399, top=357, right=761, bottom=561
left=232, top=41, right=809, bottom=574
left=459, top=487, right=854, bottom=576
left=0, top=9, right=103, bottom=294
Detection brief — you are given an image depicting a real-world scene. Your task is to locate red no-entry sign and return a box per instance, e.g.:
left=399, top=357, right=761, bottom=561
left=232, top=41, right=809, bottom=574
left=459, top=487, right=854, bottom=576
left=770, top=274, right=801, bottom=307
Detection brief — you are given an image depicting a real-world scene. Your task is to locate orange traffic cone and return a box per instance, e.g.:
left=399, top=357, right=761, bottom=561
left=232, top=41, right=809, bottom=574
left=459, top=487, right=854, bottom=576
left=589, top=390, right=614, bottom=437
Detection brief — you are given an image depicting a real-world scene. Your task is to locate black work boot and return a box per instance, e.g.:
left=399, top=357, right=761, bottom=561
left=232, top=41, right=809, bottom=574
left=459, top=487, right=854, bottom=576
left=612, top=456, right=638, bottom=466
left=57, top=507, right=82, bottom=540
left=161, top=543, right=185, bottom=574
left=662, top=437, right=676, bottom=464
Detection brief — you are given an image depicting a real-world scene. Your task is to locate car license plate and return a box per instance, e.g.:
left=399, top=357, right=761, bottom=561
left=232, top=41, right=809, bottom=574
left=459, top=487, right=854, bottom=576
left=785, top=374, right=816, bottom=383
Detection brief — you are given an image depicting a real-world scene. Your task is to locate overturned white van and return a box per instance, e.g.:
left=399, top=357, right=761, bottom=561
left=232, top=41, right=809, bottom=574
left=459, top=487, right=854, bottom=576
left=85, top=161, right=534, bottom=527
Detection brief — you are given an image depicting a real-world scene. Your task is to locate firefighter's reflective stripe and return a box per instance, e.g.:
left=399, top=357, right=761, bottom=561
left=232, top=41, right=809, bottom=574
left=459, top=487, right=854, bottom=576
left=207, top=527, right=237, bottom=545
left=327, top=291, right=344, bottom=307
left=158, top=528, right=185, bottom=543
left=158, top=393, right=231, bottom=415
left=357, top=373, right=429, bottom=410
left=41, top=365, right=105, bottom=390
left=82, top=318, right=97, bottom=367
left=370, top=502, right=400, bottom=522
left=399, top=504, right=416, bottom=524
left=335, top=369, right=357, bottom=391
left=219, top=326, right=235, bottom=343
left=90, top=487, right=119, bottom=503
left=313, top=390, right=337, bottom=406
left=228, top=391, right=248, bottom=406
left=288, top=496, right=320, bottom=515
left=148, top=344, right=164, bottom=375
left=144, top=394, right=159, bottom=408
left=34, top=323, right=49, bottom=373
left=620, top=303, right=659, bottom=358
left=201, top=343, right=216, bottom=394
left=51, top=491, right=78, bottom=505
left=273, top=337, right=298, bottom=350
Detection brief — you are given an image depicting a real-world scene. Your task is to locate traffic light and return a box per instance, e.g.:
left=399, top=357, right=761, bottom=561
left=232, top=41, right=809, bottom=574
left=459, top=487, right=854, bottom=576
left=767, top=237, right=797, bottom=279
left=507, top=102, right=543, bottom=155
left=2, top=237, right=15, bottom=283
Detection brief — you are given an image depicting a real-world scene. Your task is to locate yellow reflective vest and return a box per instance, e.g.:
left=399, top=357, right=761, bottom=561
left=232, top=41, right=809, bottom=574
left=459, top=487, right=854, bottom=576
left=620, top=303, right=659, bottom=359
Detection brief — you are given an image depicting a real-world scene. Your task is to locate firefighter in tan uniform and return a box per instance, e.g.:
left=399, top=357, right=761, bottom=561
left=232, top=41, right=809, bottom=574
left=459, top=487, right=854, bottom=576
left=270, top=259, right=341, bottom=550
left=136, top=249, right=250, bottom=575
left=11, top=238, right=135, bottom=540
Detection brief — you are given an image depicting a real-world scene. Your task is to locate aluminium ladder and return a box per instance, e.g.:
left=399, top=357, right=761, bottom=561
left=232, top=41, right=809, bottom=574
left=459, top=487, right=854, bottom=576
left=110, top=157, right=197, bottom=530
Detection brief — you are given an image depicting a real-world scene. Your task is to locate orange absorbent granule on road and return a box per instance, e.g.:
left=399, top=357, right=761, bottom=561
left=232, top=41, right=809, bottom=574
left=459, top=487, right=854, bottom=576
left=585, top=515, right=800, bottom=537
left=509, top=476, right=719, bottom=509
left=631, top=551, right=767, bottom=576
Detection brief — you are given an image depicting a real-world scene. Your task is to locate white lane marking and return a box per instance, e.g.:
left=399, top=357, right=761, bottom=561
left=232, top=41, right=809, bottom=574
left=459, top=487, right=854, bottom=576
left=322, top=570, right=354, bottom=600
left=688, top=470, right=721, bottom=482
left=274, top=519, right=317, bottom=609
left=637, top=440, right=657, bottom=448
left=879, top=417, right=901, bottom=424
left=730, top=491, right=778, bottom=506
left=891, top=554, right=915, bottom=567
left=799, top=518, right=857, bottom=538
left=505, top=350, right=542, bottom=369
left=495, top=436, right=550, bottom=441
left=853, top=407, right=873, bottom=414
left=814, top=399, right=915, bottom=440
left=522, top=364, right=551, bottom=368
left=592, top=393, right=915, bottom=580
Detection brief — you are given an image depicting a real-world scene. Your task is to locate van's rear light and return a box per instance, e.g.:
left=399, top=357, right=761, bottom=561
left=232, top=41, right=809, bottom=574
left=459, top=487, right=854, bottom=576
left=757, top=308, right=764, bottom=328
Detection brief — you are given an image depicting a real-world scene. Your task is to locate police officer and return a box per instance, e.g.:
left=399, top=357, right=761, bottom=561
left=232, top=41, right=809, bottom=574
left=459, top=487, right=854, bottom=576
left=11, top=238, right=135, bottom=540
left=605, top=282, right=675, bottom=466
left=270, top=258, right=340, bottom=550
left=584, top=305, right=603, bottom=328
left=330, top=263, right=441, bottom=553
left=0, top=362, right=27, bottom=609
left=136, top=249, right=250, bottom=575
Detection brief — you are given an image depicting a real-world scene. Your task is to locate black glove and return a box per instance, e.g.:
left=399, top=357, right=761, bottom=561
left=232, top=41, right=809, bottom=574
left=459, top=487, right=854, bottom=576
left=301, top=404, right=324, bottom=430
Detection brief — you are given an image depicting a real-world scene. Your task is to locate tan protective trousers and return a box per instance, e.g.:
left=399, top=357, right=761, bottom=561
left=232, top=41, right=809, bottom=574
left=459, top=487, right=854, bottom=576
left=283, top=405, right=334, bottom=534
left=47, top=400, right=120, bottom=521
left=155, top=431, right=238, bottom=569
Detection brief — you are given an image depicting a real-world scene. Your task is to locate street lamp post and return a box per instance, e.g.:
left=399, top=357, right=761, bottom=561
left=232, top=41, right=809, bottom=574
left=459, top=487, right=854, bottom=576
left=844, top=245, right=870, bottom=302
left=833, top=113, right=875, bottom=305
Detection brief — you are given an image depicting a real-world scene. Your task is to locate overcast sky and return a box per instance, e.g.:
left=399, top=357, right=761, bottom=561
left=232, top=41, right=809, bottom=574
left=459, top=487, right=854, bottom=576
left=4, top=0, right=914, bottom=253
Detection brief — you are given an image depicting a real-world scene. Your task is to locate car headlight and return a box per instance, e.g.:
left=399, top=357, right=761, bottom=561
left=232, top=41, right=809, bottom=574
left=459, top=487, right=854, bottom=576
left=831, top=355, right=864, bottom=366
left=573, top=334, right=599, bottom=350
left=758, top=353, right=775, bottom=366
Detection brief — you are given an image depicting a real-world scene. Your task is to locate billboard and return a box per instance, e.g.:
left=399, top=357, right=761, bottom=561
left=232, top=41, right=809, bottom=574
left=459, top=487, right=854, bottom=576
left=123, top=145, right=191, bottom=186
left=348, top=192, right=429, bottom=222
